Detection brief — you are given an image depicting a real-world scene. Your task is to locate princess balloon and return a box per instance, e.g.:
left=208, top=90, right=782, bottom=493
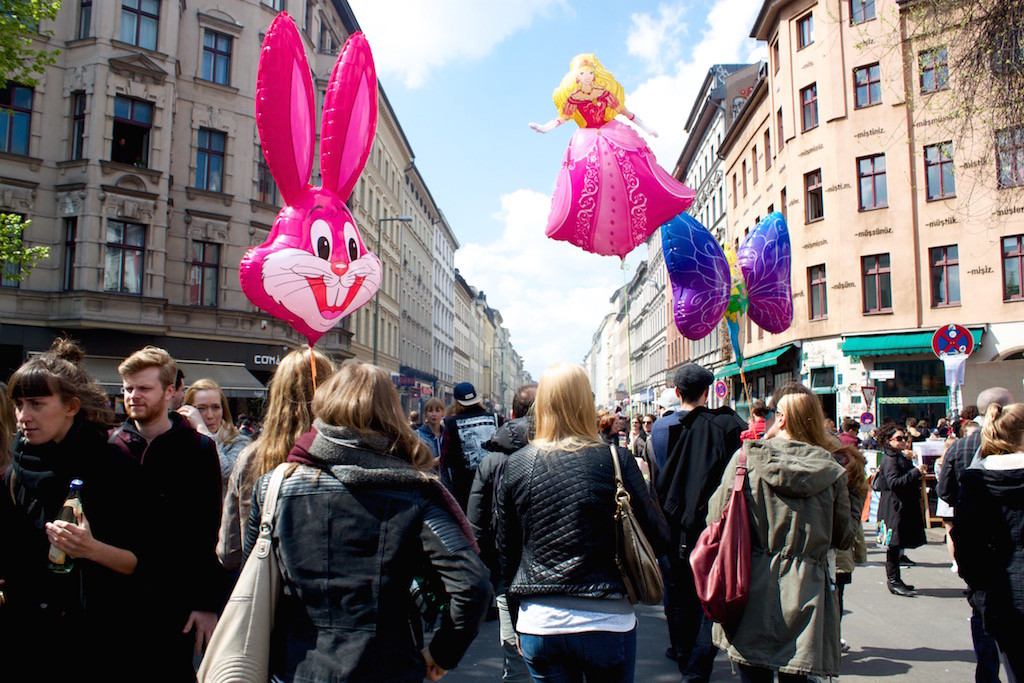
left=239, top=14, right=380, bottom=346
left=530, top=54, right=695, bottom=258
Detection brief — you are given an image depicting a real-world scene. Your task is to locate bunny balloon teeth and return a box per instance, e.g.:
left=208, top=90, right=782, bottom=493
left=662, top=212, right=793, bottom=341
left=239, top=13, right=380, bottom=346
left=531, top=54, right=695, bottom=259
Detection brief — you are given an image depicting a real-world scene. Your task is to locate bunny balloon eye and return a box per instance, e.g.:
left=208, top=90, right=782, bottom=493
left=310, top=220, right=333, bottom=261
left=342, top=222, right=362, bottom=263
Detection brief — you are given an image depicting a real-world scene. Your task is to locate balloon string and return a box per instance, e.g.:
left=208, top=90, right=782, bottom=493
left=309, top=346, right=318, bottom=392
left=622, top=258, right=634, bottom=420
left=739, top=367, right=750, bottom=411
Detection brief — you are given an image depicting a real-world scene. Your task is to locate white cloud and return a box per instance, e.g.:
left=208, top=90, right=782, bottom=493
left=623, top=0, right=766, bottom=166
left=347, top=0, right=564, bottom=88
left=626, top=4, right=689, bottom=75
left=454, top=189, right=640, bottom=379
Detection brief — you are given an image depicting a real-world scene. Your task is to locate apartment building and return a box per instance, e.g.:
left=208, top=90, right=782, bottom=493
left=719, top=0, right=1024, bottom=423
left=431, top=212, right=458, bottom=403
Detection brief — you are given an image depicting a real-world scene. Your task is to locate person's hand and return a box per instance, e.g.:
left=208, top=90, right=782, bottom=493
left=45, top=515, right=95, bottom=561
left=422, top=647, right=447, bottom=681
left=918, top=463, right=928, bottom=475
left=176, top=405, right=212, bottom=435
left=184, top=611, right=218, bottom=655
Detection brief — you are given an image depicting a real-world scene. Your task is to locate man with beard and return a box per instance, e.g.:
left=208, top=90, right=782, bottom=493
left=111, top=346, right=225, bottom=681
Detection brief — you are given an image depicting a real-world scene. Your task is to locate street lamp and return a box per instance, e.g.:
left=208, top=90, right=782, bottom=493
left=373, top=215, right=413, bottom=366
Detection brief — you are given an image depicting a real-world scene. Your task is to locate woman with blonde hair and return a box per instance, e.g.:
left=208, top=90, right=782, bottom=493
left=706, top=382, right=856, bottom=682
left=416, top=397, right=446, bottom=460
left=217, top=347, right=333, bottom=572
left=244, top=361, right=490, bottom=682
left=953, top=403, right=1024, bottom=681
left=179, top=377, right=251, bottom=492
left=498, top=362, right=669, bottom=682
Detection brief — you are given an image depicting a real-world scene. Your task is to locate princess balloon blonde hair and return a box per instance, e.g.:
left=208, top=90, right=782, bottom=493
left=552, top=54, right=625, bottom=128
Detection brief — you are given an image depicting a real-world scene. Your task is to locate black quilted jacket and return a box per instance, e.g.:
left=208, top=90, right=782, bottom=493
left=496, top=442, right=670, bottom=620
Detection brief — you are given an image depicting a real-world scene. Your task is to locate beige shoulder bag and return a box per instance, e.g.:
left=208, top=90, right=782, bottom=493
left=610, top=444, right=665, bottom=605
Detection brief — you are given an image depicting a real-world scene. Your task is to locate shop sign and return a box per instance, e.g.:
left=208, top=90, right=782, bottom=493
left=869, top=369, right=895, bottom=380
left=397, top=375, right=417, bottom=387
left=252, top=354, right=281, bottom=366
left=421, top=385, right=433, bottom=397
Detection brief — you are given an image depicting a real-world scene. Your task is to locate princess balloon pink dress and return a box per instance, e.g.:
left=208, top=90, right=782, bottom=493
left=545, top=91, right=695, bottom=258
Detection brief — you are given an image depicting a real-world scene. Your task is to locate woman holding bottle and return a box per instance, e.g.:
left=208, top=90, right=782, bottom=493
left=0, top=338, right=148, bottom=678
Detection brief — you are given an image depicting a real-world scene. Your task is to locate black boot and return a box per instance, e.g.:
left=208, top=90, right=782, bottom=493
left=888, top=579, right=917, bottom=597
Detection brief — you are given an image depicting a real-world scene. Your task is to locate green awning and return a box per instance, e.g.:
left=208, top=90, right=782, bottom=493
left=716, top=345, right=795, bottom=379
left=841, top=328, right=983, bottom=357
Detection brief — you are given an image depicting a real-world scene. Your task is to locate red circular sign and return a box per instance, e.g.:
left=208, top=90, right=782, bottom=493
left=860, top=412, right=874, bottom=426
left=932, top=324, right=974, bottom=357
left=714, top=380, right=728, bottom=399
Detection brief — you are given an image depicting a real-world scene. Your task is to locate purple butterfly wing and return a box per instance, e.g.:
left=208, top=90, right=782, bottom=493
left=662, top=213, right=731, bottom=340
left=737, top=212, right=793, bottom=334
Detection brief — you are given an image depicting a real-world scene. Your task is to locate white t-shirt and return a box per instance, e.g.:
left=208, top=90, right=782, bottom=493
left=515, top=595, right=636, bottom=636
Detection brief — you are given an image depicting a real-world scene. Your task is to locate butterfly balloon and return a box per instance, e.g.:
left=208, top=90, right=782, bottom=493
left=239, top=14, right=380, bottom=346
left=663, top=212, right=793, bottom=345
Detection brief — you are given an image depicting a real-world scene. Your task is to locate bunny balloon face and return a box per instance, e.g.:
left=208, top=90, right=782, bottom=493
left=239, top=14, right=380, bottom=346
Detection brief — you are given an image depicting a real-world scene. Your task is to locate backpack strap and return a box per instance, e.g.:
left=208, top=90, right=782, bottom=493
left=733, top=452, right=748, bottom=492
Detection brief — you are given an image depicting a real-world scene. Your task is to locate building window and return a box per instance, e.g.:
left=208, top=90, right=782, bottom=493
left=862, top=253, right=892, bottom=313
left=201, top=30, right=232, bottom=86
left=752, top=147, right=758, bottom=184
left=930, top=245, right=960, bottom=307
left=63, top=218, right=77, bottom=291
left=189, top=241, right=220, bottom=307
left=801, top=84, right=818, bottom=131
left=1004, top=235, right=1024, bottom=301
left=797, top=14, right=814, bottom=49
left=777, top=108, right=785, bottom=150
left=854, top=63, right=881, bottom=108
left=195, top=128, right=226, bottom=192
left=305, top=1, right=314, bottom=34
left=732, top=173, right=738, bottom=207
left=257, top=152, right=277, bottom=204
left=780, top=187, right=787, bottom=222
left=71, top=93, right=86, bottom=160
left=996, top=127, right=1024, bottom=189
left=851, top=0, right=875, bottom=24
left=104, top=220, right=145, bottom=294
left=111, top=96, right=152, bottom=167
left=120, top=0, right=159, bottom=51
left=742, top=160, right=748, bottom=196
left=772, top=41, right=780, bottom=74
left=805, top=169, right=824, bottom=222
left=78, top=0, right=93, bottom=39
left=1, top=214, right=25, bottom=287
left=920, top=47, right=949, bottom=94
left=857, top=154, right=887, bottom=210
left=764, top=130, right=771, bottom=170
left=808, top=264, right=827, bottom=320
left=0, top=85, right=33, bottom=156
left=319, top=22, right=336, bottom=53
left=264, top=0, right=286, bottom=9
left=924, top=142, right=956, bottom=200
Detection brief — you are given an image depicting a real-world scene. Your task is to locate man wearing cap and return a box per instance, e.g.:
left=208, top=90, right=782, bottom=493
left=655, top=363, right=746, bottom=682
left=439, top=381, right=502, bottom=509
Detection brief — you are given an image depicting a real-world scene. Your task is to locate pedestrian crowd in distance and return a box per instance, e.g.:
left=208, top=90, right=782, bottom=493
left=0, top=337, right=1021, bottom=683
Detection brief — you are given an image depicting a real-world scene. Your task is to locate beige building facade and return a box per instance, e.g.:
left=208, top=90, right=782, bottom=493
left=718, top=0, right=1024, bottom=423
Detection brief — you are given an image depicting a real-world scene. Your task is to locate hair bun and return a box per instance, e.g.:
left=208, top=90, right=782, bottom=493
left=48, top=337, right=84, bottom=365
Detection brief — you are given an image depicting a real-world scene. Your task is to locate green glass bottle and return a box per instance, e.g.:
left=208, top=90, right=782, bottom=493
left=47, top=479, right=84, bottom=574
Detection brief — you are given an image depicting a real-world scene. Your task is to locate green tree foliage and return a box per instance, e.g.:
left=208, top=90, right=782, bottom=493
left=0, top=214, right=50, bottom=282
left=0, top=1, right=62, bottom=89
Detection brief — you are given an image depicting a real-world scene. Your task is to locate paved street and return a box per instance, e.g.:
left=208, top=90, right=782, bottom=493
left=448, top=526, right=1001, bottom=682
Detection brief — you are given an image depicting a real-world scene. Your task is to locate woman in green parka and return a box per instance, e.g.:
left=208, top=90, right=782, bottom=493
left=706, top=383, right=857, bottom=682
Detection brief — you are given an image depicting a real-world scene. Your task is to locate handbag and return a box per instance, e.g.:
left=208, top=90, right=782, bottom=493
left=199, top=463, right=290, bottom=683
left=609, top=444, right=665, bottom=605
left=689, top=451, right=751, bottom=625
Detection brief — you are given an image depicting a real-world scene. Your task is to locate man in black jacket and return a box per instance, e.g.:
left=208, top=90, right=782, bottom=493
left=439, top=382, right=501, bottom=509
left=938, top=386, right=1014, bottom=683
left=467, top=383, right=537, bottom=683
left=655, top=364, right=746, bottom=682
left=113, top=346, right=226, bottom=681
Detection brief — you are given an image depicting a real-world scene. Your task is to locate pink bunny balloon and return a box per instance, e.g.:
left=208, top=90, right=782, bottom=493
left=239, top=13, right=380, bottom=346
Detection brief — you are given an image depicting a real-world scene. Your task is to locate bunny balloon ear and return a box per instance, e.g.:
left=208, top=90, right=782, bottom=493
left=255, top=14, right=315, bottom=205
left=320, top=32, right=377, bottom=201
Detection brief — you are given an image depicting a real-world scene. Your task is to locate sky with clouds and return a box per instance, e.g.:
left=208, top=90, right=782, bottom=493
left=347, top=0, right=767, bottom=379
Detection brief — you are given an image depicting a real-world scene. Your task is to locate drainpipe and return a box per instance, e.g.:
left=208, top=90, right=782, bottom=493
left=900, top=6, right=924, bottom=329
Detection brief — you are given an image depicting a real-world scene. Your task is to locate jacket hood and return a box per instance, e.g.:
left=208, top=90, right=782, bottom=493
left=746, top=437, right=846, bottom=498
left=964, top=455, right=1024, bottom=507
left=483, top=416, right=533, bottom=454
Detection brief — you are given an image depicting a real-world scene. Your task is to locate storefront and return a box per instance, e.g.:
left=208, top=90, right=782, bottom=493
left=841, top=328, right=984, bottom=425
left=396, top=365, right=438, bottom=416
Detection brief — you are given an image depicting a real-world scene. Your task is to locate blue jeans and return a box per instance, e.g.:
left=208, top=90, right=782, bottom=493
left=518, top=629, right=637, bottom=683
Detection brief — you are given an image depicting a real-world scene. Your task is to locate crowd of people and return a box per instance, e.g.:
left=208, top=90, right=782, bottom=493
left=0, top=336, right=1021, bottom=682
